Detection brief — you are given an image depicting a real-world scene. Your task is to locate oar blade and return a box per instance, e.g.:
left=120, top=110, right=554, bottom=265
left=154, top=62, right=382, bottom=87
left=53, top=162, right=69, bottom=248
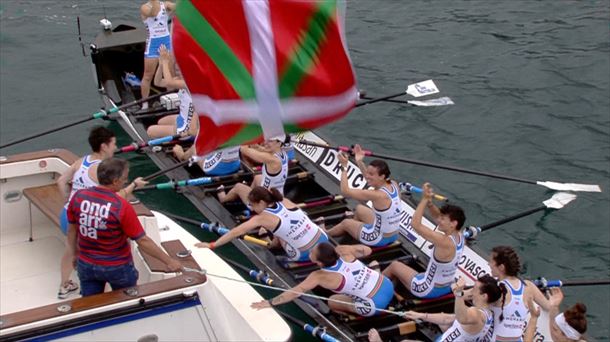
left=543, top=192, right=577, bottom=209
left=405, top=80, right=439, bottom=97
left=407, top=96, right=454, bottom=107
left=537, top=181, right=601, bottom=193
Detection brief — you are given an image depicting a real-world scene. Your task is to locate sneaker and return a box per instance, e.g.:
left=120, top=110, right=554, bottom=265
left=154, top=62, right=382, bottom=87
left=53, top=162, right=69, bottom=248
left=124, top=72, right=142, bottom=87
left=58, top=280, right=79, bottom=299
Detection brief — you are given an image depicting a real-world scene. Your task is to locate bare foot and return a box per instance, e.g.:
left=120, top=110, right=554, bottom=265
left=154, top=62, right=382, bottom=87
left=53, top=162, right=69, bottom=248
left=216, top=185, right=226, bottom=202
left=368, top=328, right=382, bottom=342
left=173, top=145, right=185, bottom=160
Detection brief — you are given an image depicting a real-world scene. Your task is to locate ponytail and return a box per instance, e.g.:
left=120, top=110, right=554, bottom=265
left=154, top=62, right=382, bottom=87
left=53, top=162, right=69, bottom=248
left=477, top=274, right=507, bottom=322
left=498, top=282, right=507, bottom=322
left=248, top=186, right=284, bottom=204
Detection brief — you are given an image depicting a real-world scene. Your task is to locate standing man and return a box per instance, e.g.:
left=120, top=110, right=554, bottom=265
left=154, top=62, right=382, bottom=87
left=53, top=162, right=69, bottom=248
left=66, top=158, right=182, bottom=296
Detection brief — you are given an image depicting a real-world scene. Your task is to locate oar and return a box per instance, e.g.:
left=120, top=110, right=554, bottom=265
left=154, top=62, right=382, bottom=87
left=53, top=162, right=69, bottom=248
left=464, top=192, right=577, bottom=239
left=355, top=80, right=440, bottom=107
left=297, top=194, right=344, bottom=209
left=0, top=90, right=176, bottom=149
left=208, top=171, right=313, bottom=195
left=159, top=211, right=269, bottom=247
left=276, top=311, right=341, bottom=342
left=534, top=278, right=610, bottom=289
left=296, top=140, right=602, bottom=193
left=135, top=171, right=247, bottom=192
left=115, top=134, right=182, bottom=154
left=398, top=182, right=448, bottom=201
left=360, top=95, right=454, bottom=107
left=141, top=159, right=191, bottom=182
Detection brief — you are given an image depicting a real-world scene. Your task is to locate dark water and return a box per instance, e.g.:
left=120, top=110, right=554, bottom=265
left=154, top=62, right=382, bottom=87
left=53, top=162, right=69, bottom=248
left=1, top=0, right=608, bottom=340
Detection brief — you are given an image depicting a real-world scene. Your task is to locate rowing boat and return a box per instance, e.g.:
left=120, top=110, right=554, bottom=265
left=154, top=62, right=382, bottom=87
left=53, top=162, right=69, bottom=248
left=0, top=149, right=290, bottom=341
left=86, top=20, right=554, bottom=341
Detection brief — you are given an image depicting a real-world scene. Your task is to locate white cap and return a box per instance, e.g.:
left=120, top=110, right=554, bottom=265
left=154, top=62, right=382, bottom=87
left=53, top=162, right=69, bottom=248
left=268, top=134, right=287, bottom=143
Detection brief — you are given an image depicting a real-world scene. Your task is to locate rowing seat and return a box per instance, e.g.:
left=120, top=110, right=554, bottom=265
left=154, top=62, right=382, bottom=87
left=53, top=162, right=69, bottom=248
left=22, top=184, right=65, bottom=229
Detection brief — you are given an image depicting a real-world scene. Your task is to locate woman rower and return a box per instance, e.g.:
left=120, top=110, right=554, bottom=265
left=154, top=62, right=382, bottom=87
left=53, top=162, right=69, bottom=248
left=524, top=288, right=587, bottom=342
left=218, top=135, right=289, bottom=204
left=146, top=45, right=196, bottom=139
left=400, top=275, right=501, bottom=342
left=251, top=242, right=394, bottom=318
left=195, top=186, right=327, bottom=262
left=383, top=183, right=466, bottom=299
left=140, top=0, right=175, bottom=109
left=489, top=246, right=553, bottom=341
left=325, top=145, right=404, bottom=247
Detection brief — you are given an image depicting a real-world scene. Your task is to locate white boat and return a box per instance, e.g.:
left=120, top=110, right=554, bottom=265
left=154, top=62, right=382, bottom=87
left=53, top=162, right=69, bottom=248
left=0, top=149, right=291, bottom=341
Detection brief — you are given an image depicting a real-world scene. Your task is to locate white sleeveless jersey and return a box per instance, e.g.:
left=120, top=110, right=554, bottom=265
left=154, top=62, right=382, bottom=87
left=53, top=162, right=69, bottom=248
left=264, top=202, right=323, bottom=259
left=372, top=183, right=403, bottom=235
left=202, top=146, right=240, bottom=173
left=143, top=2, right=170, bottom=38
left=491, top=279, right=528, bottom=339
left=260, top=151, right=288, bottom=193
left=439, top=308, right=494, bottom=342
left=176, top=89, right=194, bottom=134
left=415, top=234, right=464, bottom=291
left=323, top=258, right=383, bottom=299
left=64, top=155, right=101, bottom=208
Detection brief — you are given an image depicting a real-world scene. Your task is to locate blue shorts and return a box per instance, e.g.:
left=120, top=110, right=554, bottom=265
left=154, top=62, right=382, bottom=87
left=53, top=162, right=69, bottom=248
left=411, top=273, right=452, bottom=299
left=77, top=260, right=139, bottom=297
left=292, top=233, right=329, bottom=262
left=359, top=223, right=399, bottom=247
left=59, top=207, right=69, bottom=234
left=206, top=160, right=241, bottom=176
left=353, top=276, right=394, bottom=317
left=145, top=35, right=171, bottom=58
left=286, top=148, right=295, bottom=160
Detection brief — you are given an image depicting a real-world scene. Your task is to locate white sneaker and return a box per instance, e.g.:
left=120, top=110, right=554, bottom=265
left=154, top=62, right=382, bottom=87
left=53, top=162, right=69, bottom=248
left=58, top=280, right=79, bottom=299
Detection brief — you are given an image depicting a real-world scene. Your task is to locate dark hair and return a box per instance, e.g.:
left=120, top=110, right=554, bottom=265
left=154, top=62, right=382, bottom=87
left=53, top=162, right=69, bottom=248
left=491, top=246, right=521, bottom=277
left=88, top=126, right=115, bottom=152
left=316, top=242, right=339, bottom=267
left=439, top=204, right=466, bottom=229
left=369, top=159, right=391, bottom=181
left=97, top=158, right=128, bottom=186
left=248, top=186, right=283, bottom=204
left=564, top=303, right=587, bottom=334
left=478, top=274, right=508, bottom=321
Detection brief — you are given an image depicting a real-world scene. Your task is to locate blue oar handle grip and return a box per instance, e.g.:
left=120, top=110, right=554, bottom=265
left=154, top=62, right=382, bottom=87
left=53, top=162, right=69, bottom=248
left=399, top=182, right=447, bottom=201
left=534, top=277, right=563, bottom=288
left=186, top=177, right=212, bottom=186
left=464, top=226, right=481, bottom=239
left=201, top=222, right=228, bottom=235
left=304, top=325, right=340, bottom=342
left=148, top=135, right=174, bottom=146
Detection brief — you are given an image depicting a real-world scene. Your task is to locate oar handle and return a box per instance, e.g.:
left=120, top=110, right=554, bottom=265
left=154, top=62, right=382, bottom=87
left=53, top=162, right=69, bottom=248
left=304, top=325, right=340, bottom=342
left=201, top=222, right=269, bottom=247
left=535, top=277, right=610, bottom=288
left=398, top=182, right=448, bottom=201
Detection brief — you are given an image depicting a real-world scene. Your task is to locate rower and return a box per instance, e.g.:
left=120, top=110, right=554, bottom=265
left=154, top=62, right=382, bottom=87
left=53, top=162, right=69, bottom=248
left=147, top=44, right=196, bottom=139
left=383, top=182, right=465, bottom=299
left=525, top=288, right=587, bottom=342
left=402, top=275, right=502, bottom=342
left=325, top=145, right=404, bottom=247
left=195, top=186, right=328, bottom=262
left=251, top=242, right=394, bottom=318
left=489, top=245, right=553, bottom=341
left=56, top=126, right=147, bottom=299
left=218, top=135, right=289, bottom=204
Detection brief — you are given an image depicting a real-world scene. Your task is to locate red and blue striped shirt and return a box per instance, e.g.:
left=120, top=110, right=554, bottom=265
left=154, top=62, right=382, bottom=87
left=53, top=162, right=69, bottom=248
left=67, top=186, right=145, bottom=266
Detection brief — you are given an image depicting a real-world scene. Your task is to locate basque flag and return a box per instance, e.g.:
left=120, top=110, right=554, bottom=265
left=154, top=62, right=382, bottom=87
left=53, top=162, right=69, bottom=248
left=172, top=0, right=358, bottom=155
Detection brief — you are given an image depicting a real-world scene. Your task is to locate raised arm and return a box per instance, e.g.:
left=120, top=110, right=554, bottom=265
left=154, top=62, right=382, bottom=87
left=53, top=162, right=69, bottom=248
left=352, top=144, right=368, bottom=175
left=140, top=3, right=155, bottom=19
left=452, top=278, right=482, bottom=325
left=158, top=45, right=186, bottom=89
left=251, top=271, right=321, bottom=309
left=411, top=182, right=450, bottom=246
left=525, top=279, right=553, bottom=312
left=338, top=152, right=384, bottom=202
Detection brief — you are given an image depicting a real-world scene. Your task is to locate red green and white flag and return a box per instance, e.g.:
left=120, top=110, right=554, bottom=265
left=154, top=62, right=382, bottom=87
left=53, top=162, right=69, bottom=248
left=172, top=0, right=358, bottom=155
